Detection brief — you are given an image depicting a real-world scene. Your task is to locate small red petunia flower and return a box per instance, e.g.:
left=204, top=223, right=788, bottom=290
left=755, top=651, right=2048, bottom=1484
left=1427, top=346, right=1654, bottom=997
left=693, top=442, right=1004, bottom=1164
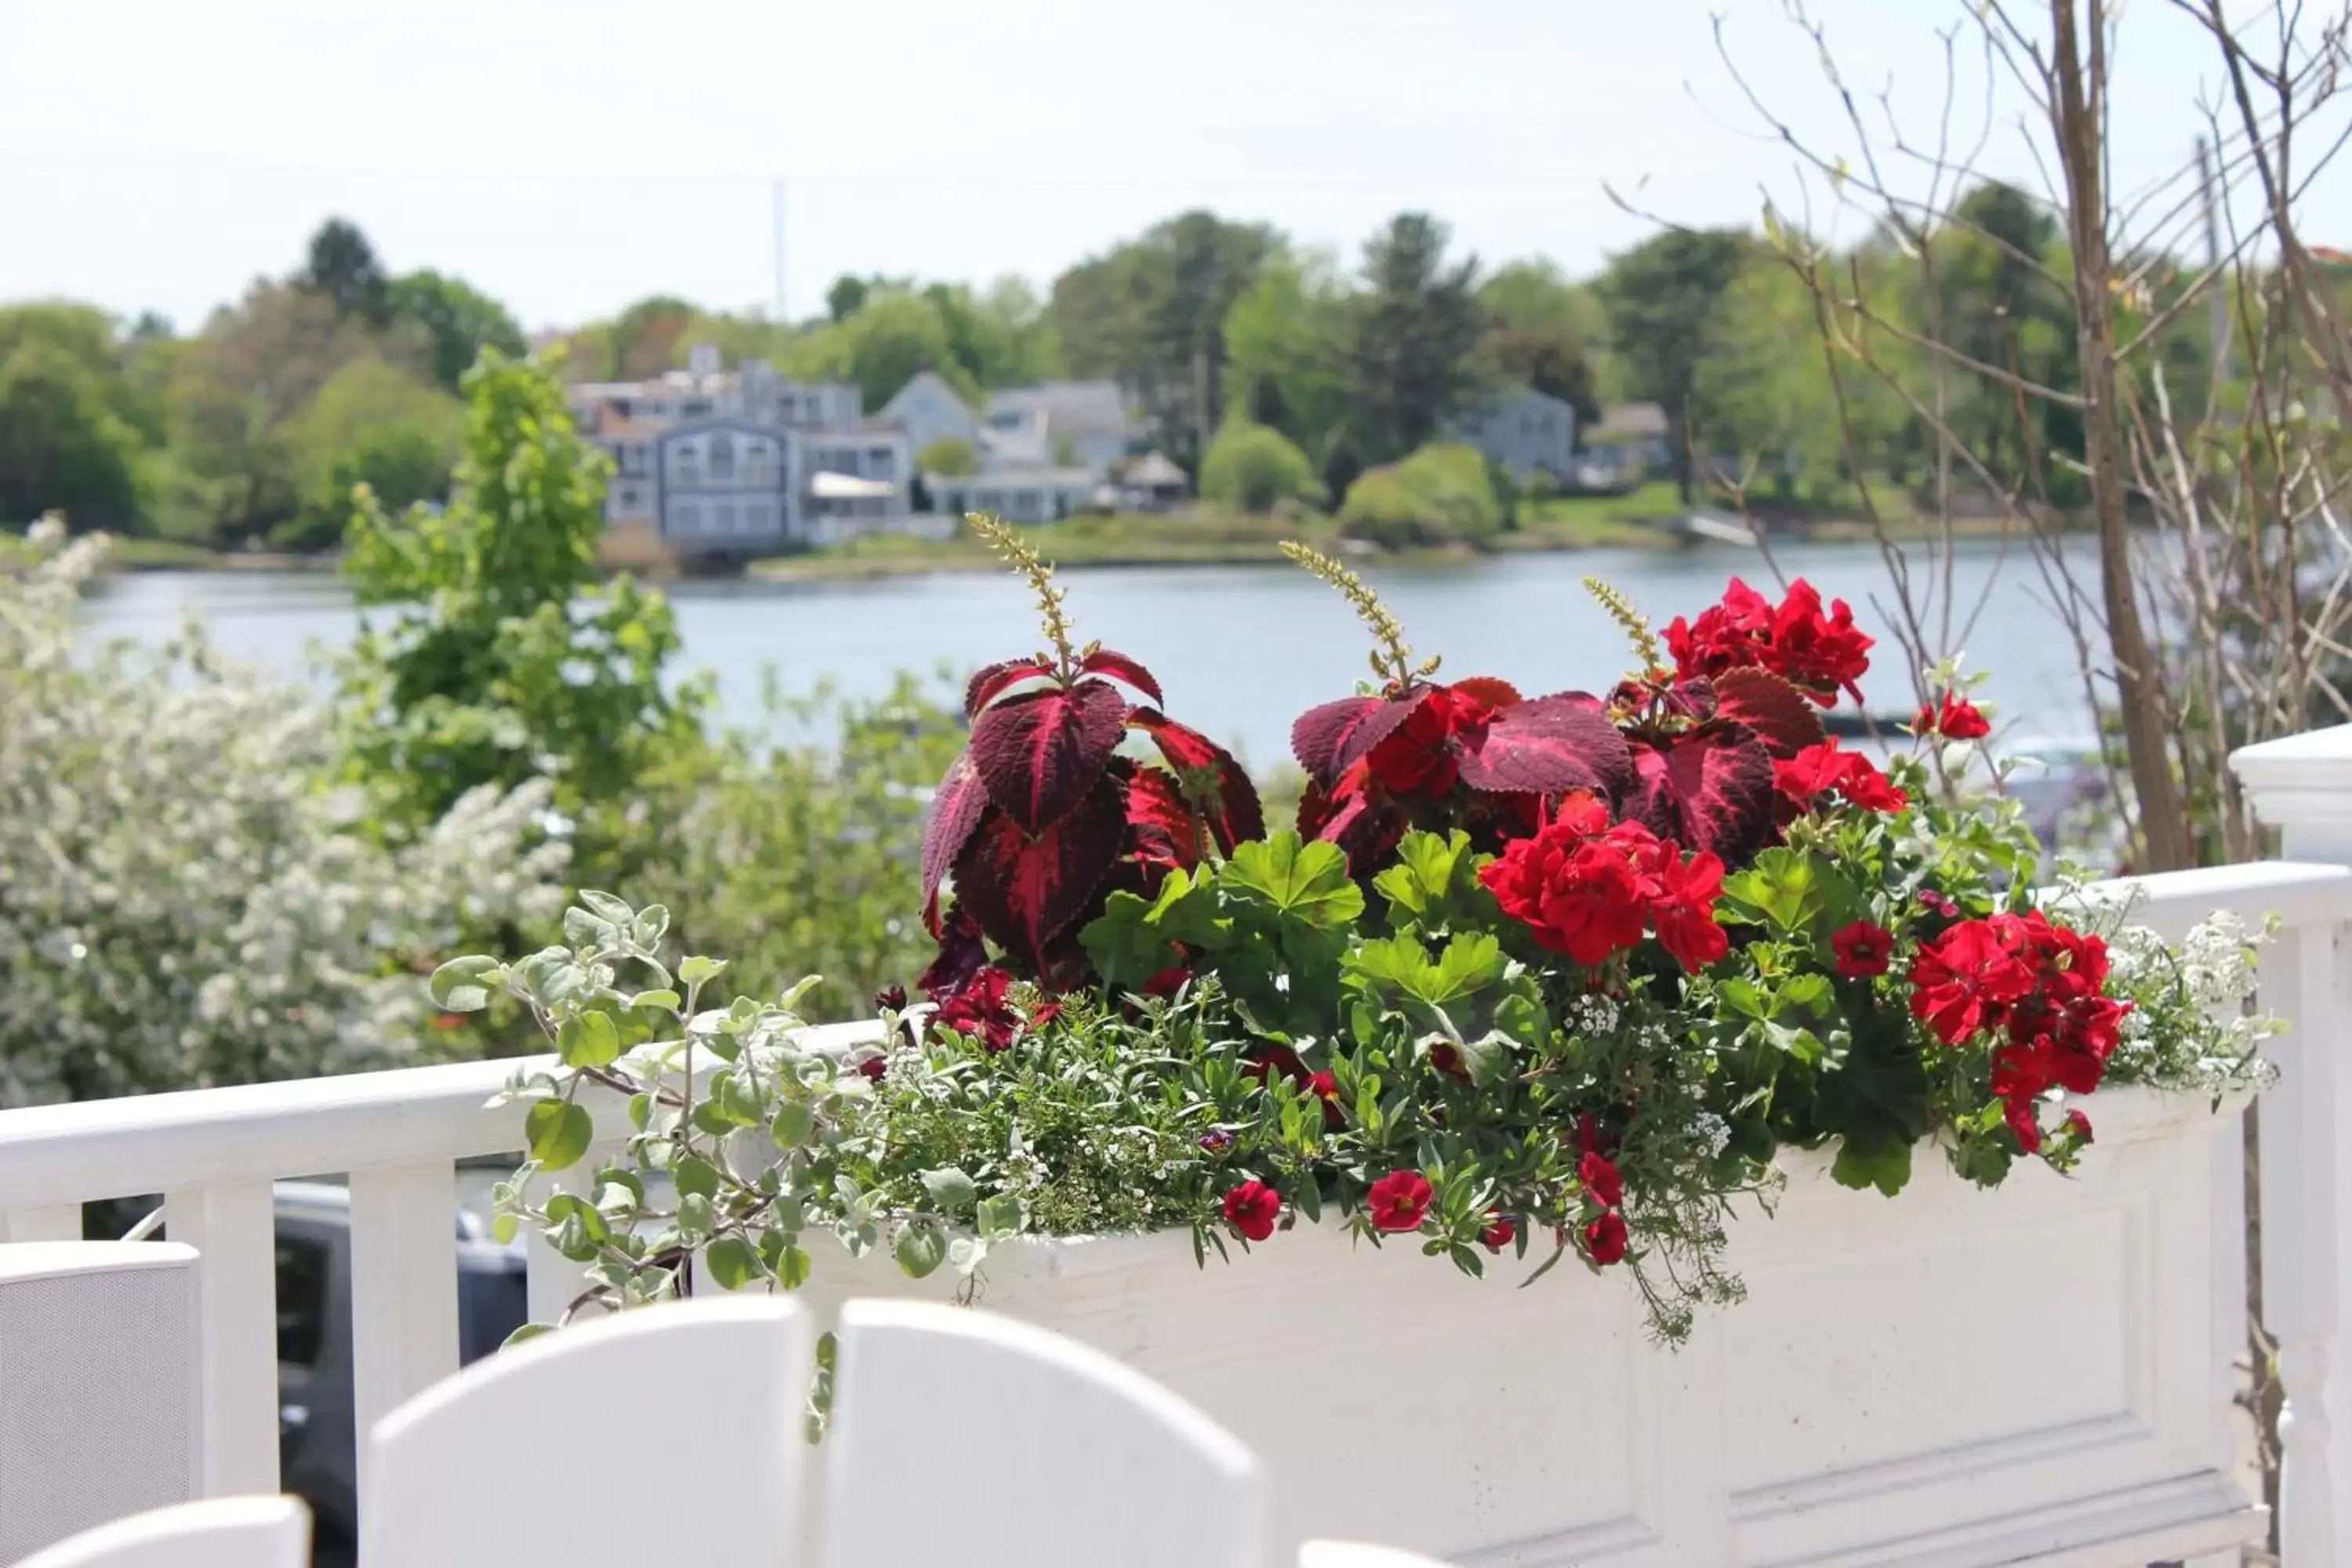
left=1307, top=1070, right=1339, bottom=1102
left=1915, top=690, right=1991, bottom=740
left=1584, top=1210, right=1629, bottom=1266
left=872, top=985, right=908, bottom=1012
left=1199, top=1127, right=1236, bottom=1152
left=2004, top=1098, right=2045, bottom=1155
left=1221, top=1179, right=1282, bottom=1243
left=1481, top=1214, right=1517, bottom=1253
left=1831, top=920, right=1895, bottom=978
left=2063, top=1109, right=2093, bottom=1145
left=1367, top=1169, right=1434, bottom=1232
left=934, top=967, right=1023, bottom=1052
left=1579, top=1149, right=1624, bottom=1210
left=430, top=1013, right=466, bottom=1031
left=855, top=1053, right=887, bottom=1082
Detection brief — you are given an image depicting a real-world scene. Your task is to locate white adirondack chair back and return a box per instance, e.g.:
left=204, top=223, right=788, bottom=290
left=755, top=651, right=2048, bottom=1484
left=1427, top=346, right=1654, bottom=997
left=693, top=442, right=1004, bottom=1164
left=823, top=1298, right=1271, bottom=1568
left=9, top=1497, right=309, bottom=1568
left=1298, top=1542, right=1457, bottom=1568
left=359, top=1297, right=812, bottom=1568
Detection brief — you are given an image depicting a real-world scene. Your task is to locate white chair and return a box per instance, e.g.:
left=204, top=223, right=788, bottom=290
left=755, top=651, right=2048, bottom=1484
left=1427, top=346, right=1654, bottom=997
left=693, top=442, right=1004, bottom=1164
left=823, top=1298, right=1270, bottom=1568
left=1299, top=1543, right=1458, bottom=1568
left=361, top=1296, right=812, bottom=1568
left=10, top=1496, right=309, bottom=1568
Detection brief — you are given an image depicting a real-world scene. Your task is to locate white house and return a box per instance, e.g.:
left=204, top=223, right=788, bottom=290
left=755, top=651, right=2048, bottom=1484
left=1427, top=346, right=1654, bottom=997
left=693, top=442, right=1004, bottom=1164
left=927, top=467, right=1103, bottom=524
left=568, top=349, right=912, bottom=556
left=877, top=370, right=979, bottom=459
left=982, top=381, right=1132, bottom=475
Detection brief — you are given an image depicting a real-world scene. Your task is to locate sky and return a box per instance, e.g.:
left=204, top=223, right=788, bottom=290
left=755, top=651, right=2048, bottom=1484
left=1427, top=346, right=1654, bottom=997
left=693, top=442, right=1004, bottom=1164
left=3, top=0, right=2346, bottom=333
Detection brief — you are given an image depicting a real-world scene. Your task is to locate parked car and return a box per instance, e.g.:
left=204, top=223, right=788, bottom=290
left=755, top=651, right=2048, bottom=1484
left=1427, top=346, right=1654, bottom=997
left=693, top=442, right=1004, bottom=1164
left=270, top=1181, right=527, bottom=1566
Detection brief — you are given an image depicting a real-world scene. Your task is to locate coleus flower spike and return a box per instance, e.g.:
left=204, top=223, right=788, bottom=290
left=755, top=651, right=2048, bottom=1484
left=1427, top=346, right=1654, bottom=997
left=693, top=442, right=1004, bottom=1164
left=1282, top=543, right=1633, bottom=873
left=921, top=514, right=1261, bottom=983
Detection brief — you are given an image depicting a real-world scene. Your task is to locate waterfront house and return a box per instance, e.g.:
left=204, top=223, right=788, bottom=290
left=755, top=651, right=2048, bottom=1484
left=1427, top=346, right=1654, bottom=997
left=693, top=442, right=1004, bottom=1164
left=1452, top=384, right=1578, bottom=483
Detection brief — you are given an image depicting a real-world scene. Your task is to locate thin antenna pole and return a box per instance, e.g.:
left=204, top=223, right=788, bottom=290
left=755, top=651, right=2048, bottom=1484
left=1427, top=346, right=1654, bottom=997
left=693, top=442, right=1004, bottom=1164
left=771, top=177, right=788, bottom=322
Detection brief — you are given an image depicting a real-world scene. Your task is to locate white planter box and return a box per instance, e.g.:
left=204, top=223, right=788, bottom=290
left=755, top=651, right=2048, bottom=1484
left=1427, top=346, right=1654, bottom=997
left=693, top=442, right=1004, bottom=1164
left=783, top=1085, right=2263, bottom=1566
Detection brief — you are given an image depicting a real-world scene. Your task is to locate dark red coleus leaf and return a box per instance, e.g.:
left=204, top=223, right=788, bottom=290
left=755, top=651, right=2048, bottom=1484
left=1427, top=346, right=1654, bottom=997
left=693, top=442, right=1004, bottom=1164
left=1297, top=768, right=1406, bottom=874
left=920, top=754, right=993, bottom=935
left=918, top=908, right=990, bottom=1000
left=1078, top=648, right=1165, bottom=707
left=964, top=659, right=1055, bottom=719
left=951, top=774, right=1129, bottom=971
left=967, top=678, right=1128, bottom=835
left=1125, top=766, right=1203, bottom=873
left=1623, top=720, right=1777, bottom=866
left=1453, top=692, right=1635, bottom=798
left=1132, top=710, right=1265, bottom=851
left=1449, top=676, right=1523, bottom=710
left=1292, top=693, right=1421, bottom=789
left=1711, top=668, right=1828, bottom=760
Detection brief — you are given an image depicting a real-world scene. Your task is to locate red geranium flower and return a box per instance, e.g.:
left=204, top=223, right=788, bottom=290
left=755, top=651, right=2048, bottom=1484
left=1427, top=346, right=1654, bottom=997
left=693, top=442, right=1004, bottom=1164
left=2063, top=1109, right=2093, bottom=1145
left=1367, top=1169, right=1434, bottom=1232
left=1579, top=1150, right=1624, bottom=1209
left=1831, top=920, right=1895, bottom=978
left=1584, top=1210, right=1629, bottom=1266
left=1479, top=793, right=1727, bottom=972
left=1221, top=1179, right=1282, bottom=1243
left=1481, top=1215, right=1517, bottom=1253
left=1663, top=577, right=1874, bottom=707
left=1915, top=690, right=1991, bottom=740
left=2003, top=1097, right=2045, bottom=1155
left=1775, top=740, right=1908, bottom=816
left=1908, top=922, right=2036, bottom=1045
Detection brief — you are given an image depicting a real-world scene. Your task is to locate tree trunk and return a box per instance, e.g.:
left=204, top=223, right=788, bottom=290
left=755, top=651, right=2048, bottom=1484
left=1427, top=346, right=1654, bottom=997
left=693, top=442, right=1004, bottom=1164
left=2050, top=0, right=2196, bottom=872
left=1671, top=401, right=1695, bottom=503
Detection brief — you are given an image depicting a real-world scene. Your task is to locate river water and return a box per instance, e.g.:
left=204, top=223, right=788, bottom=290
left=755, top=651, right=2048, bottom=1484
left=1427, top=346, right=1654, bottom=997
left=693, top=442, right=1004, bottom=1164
left=78, top=538, right=2097, bottom=769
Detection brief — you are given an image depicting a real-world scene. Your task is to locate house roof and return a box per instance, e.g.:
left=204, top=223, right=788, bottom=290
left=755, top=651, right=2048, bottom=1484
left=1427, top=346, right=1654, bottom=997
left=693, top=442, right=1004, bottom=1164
left=1591, top=402, right=1669, bottom=439
left=978, top=426, right=1052, bottom=467
left=930, top=466, right=1098, bottom=488
left=881, top=369, right=975, bottom=419
left=985, top=380, right=1131, bottom=440
left=1122, top=452, right=1188, bottom=488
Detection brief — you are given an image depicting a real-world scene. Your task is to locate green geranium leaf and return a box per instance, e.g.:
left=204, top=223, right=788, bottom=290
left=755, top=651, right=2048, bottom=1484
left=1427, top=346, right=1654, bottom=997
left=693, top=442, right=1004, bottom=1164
left=1225, top=833, right=1364, bottom=931
left=1430, top=933, right=1506, bottom=1000
left=1721, top=848, right=1827, bottom=934
left=1346, top=932, right=1504, bottom=1009
left=705, top=1235, right=760, bottom=1291
left=557, top=1011, right=621, bottom=1069
left=428, top=956, right=500, bottom=1013
left=1372, top=829, right=1472, bottom=925
left=1831, top=1131, right=1914, bottom=1196
left=523, top=1099, right=593, bottom=1171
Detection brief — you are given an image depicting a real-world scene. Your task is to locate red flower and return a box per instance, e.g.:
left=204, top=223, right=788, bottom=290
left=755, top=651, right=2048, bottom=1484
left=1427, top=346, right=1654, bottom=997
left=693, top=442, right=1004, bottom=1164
left=1831, top=921, right=1895, bottom=978
left=1664, top=577, right=1874, bottom=706
left=1908, top=922, right=2036, bottom=1045
left=1367, top=1169, right=1434, bottom=1232
left=1649, top=847, right=1730, bottom=973
left=1579, top=1150, right=1624, bottom=1209
left=2003, top=1097, right=2045, bottom=1155
left=2063, top=1109, right=2093, bottom=1145
left=1918, top=888, right=1960, bottom=919
left=1479, top=793, right=1725, bottom=971
left=1307, top=1070, right=1340, bottom=1102
left=1222, top=1180, right=1282, bottom=1243
left=1776, top=741, right=1908, bottom=816
left=1915, top=690, right=1991, bottom=740
left=1200, top=1127, right=1235, bottom=1152
left=430, top=1013, right=466, bottom=1031
left=855, top=1053, right=888, bottom=1082
left=872, top=984, right=908, bottom=1012
left=933, top=966, right=1025, bottom=1052
left=1139, top=965, right=1192, bottom=998
left=1584, top=1210, right=1629, bottom=1266
left=1481, top=1215, right=1518, bottom=1253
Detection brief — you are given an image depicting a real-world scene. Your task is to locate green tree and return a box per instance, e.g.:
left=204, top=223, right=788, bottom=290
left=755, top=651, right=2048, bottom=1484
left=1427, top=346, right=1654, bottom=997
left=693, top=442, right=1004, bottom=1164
left=1347, top=214, right=1486, bottom=464
left=1199, top=418, right=1316, bottom=513
left=278, top=354, right=463, bottom=548
left=336, top=351, right=705, bottom=833
left=0, top=343, right=150, bottom=532
left=386, top=270, right=527, bottom=393
left=607, top=295, right=699, bottom=379
left=1595, top=228, right=1752, bottom=500
left=1477, top=260, right=1605, bottom=423
left=1221, top=250, right=1352, bottom=460
left=826, top=274, right=871, bottom=324
left=1337, top=442, right=1500, bottom=548
left=296, top=217, right=390, bottom=327
left=1052, top=211, right=1278, bottom=464
left=789, top=292, right=978, bottom=412
left=917, top=436, right=980, bottom=477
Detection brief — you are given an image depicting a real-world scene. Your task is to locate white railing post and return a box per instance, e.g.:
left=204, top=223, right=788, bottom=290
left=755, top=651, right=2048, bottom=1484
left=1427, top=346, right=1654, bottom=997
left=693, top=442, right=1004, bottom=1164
left=2234, top=724, right=2352, bottom=1567
left=163, top=1181, right=281, bottom=1497
left=346, top=1160, right=459, bottom=1499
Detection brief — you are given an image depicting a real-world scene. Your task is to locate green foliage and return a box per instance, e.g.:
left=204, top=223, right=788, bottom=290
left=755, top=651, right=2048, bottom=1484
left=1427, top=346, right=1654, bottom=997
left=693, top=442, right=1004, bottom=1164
left=0, top=341, right=151, bottom=532
left=1348, top=213, right=1487, bottom=463
left=1337, top=442, right=1501, bottom=548
left=385, top=270, right=528, bottom=393
left=786, top=291, right=982, bottom=412
left=295, top=217, right=390, bottom=327
left=336, top=350, right=705, bottom=832
left=606, top=295, right=699, bottom=380
left=1199, top=418, right=1316, bottom=514
left=916, top=436, right=979, bottom=477
left=1595, top=228, right=1753, bottom=499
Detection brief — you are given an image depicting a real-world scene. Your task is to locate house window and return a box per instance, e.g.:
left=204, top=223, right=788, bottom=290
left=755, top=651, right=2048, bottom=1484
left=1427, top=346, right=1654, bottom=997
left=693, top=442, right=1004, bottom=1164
left=681, top=398, right=712, bottom=417
left=867, top=446, right=895, bottom=480
left=710, top=434, right=735, bottom=482
left=617, top=485, right=641, bottom=509
left=1013, top=490, right=1042, bottom=519
left=673, top=501, right=701, bottom=535
left=715, top=502, right=739, bottom=533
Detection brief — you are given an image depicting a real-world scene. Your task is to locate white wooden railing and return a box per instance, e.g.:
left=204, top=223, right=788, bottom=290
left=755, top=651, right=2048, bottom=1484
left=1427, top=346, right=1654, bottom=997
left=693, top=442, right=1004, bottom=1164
left=5, top=728, right=2352, bottom=1563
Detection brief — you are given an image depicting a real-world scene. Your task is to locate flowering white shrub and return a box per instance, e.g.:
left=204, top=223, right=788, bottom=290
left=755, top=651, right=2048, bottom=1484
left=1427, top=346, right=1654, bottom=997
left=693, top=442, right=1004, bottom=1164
left=0, top=521, right=569, bottom=1104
